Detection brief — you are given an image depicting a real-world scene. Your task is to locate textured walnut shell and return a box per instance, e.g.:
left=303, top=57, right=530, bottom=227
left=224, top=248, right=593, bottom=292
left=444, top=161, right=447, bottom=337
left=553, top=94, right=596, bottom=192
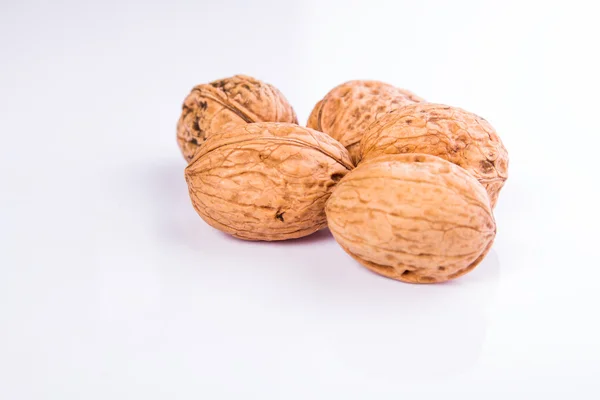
left=326, top=153, right=496, bottom=283
left=360, top=103, right=508, bottom=208
left=177, top=75, right=298, bottom=162
left=185, top=122, right=353, bottom=241
left=307, top=80, right=423, bottom=164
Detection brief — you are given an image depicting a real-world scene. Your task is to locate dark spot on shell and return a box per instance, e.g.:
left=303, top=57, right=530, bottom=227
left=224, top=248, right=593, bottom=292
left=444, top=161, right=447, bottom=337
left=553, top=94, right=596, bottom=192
left=438, top=266, right=446, bottom=271
left=190, top=138, right=198, bottom=145
left=480, top=160, right=495, bottom=173
left=199, top=101, right=208, bottom=110
left=210, top=79, right=227, bottom=89
left=331, top=173, right=344, bottom=182
left=275, top=211, right=285, bottom=222
left=405, top=119, right=413, bottom=124
left=400, top=270, right=416, bottom=280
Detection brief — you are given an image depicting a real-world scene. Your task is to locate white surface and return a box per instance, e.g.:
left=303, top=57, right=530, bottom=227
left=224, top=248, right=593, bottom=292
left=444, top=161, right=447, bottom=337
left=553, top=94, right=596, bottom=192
left=1, top=0, right=599, bottom=398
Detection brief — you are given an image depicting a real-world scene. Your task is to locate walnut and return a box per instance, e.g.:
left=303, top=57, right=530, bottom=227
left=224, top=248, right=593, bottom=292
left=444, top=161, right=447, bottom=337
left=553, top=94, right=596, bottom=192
left=360, top=103, right=508, bottom=208
left=185, top=122, right=353, bottom=241
left=326, top=153, right=496, bottom=283
left=307, top=80, right=423, bottom=164
left=176, top=75, right=298, bottom=162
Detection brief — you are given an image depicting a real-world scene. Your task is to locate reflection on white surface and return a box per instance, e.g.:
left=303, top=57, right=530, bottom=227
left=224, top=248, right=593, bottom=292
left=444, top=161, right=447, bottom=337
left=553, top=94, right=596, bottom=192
left=322, top=252, right=499, bottom=382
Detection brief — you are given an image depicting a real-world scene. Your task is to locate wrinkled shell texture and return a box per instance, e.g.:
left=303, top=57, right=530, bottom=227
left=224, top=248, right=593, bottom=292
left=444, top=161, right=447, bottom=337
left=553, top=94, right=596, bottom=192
left=307, top=80, right=423, bottom=164
left=326, top=153, right=496, bottom=283
left=360, top=103, right=508, bottom=208
left=186, top=123, right=354, bottom=241
left=177, top=75, right=298, bottom=162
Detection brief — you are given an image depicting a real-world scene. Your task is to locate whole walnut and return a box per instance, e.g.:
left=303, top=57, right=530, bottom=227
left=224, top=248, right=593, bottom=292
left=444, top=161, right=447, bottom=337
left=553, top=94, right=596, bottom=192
left=360, top=103, right=508, bottom=208
left=177, top=75, right=298, bottom=162
left=185, top=122, right=353, bottom=241
left=307, top=80, right=423, bottom=164
left=326, top=153, right=496, bottom=283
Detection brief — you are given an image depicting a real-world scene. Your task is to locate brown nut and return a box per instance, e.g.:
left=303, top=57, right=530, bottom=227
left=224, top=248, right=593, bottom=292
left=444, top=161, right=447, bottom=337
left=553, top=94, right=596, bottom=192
left=177, top=75, right=298, bottom=163
left=185, top=122, right=353, bottom=241
left=360, top=103, right=508, bottom=208
left=326, top=153, right=496, bottom=284
left=307, top=80, right=423, bottom=164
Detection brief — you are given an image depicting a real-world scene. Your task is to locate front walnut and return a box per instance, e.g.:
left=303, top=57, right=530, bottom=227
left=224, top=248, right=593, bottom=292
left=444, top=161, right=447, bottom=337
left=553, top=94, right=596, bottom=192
left=326, top=154, right=496, bottom=283
left=177, top=75, right=298, bottom=163
left=185, top=122, right=354, bottom=241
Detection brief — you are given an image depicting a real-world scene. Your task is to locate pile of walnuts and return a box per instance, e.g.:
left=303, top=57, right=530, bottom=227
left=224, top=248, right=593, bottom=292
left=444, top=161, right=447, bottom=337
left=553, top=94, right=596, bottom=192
left=177, top=75, right=508, bottom=284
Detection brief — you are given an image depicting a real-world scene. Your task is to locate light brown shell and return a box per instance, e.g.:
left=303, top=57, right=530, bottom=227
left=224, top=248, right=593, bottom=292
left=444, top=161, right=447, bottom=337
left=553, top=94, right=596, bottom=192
left=326, top=153, right=496, bottom=284
left=307, top=80, right=423, bottom=164
left=185, top=122, right=354, bottom=241
left=360, top=103, right=508, bottom=208
left=177, top=75, right=298, bottom=163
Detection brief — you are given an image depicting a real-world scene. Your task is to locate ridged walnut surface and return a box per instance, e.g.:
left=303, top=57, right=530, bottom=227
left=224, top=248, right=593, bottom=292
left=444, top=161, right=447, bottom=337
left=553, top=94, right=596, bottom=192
left=185, top=122, right=354, bottom=241
left=360, top=103, right=508, bottom=208
left=306, top=80, right=423, bottom=164
left=177, top=75, right=298, bottom=163
left=326, top=154, right=496, bottom=283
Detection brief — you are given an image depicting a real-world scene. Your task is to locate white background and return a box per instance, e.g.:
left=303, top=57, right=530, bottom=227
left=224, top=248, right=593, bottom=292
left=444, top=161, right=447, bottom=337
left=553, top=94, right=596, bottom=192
left=1, top=0, right=599, bottom=398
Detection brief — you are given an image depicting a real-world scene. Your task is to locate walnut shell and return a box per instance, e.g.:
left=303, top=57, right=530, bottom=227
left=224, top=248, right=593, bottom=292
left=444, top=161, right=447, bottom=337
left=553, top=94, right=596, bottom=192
left=185, top=122, right=354, bottom=241
left=307, top=80, right=423, bottom=164
left=326, top=153, right=496, bottom=283
left=360, top=103, right=508, bottom=208
left=177, top=75, right=298, bottom=163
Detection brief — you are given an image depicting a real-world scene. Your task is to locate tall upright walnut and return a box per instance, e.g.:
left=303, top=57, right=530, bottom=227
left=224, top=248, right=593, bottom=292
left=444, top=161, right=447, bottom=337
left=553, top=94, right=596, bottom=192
left=185, top=122, right=353, bottom=241
left=307, top=80, right=423, bottom=164
left=360, top=103, right=508, bottom=208
left=177, top=75, right=298, bottom=162
left=326, top=154, right=496, bottom=283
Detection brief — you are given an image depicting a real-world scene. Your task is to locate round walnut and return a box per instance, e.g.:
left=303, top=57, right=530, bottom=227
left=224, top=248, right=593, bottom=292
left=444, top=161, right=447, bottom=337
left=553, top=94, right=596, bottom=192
left=326, top=153, right=496, bottom=284
left=176, top=75, right=298, bottom=163
left=307, top=80, right=423, bottom=164
left=360, top=103, right=508, bottom=208
left=185, top=122, right=354, bottom=241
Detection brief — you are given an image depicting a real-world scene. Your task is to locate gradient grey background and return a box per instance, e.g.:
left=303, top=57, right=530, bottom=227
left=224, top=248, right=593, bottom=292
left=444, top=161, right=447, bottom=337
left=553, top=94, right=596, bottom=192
left=1, top=0, right=599, bottom=398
